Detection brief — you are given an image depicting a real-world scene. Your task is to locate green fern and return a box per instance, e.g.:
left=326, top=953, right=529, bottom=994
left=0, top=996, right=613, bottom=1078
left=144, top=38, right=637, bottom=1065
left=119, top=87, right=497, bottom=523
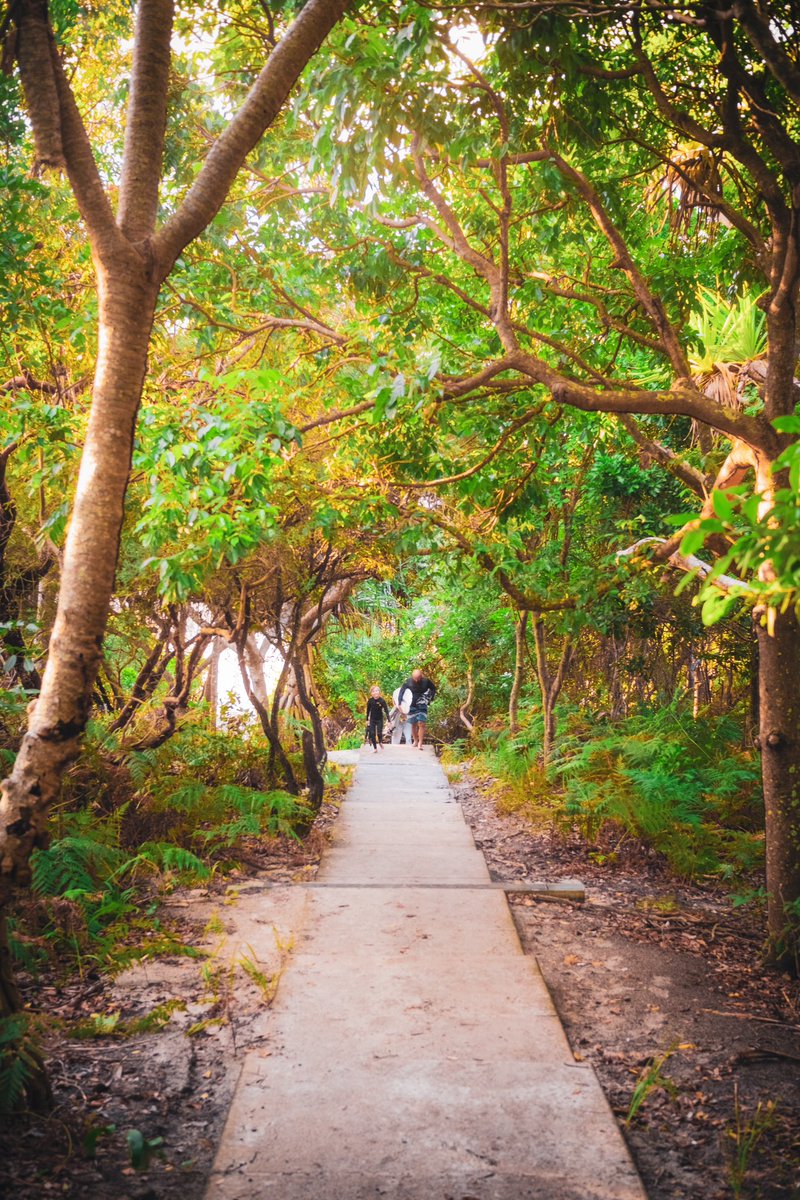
left=7, top=918, right=49, bottom=975
left=159, top=779, right=206, bottom=812
left=554, top=705, right=762, bottom=876
left=125, top=747, right=161, bottom=788
left=0, top=1015, right=41, bottom=1114
left=115, top=842, right=209, bottom=881
left=31, top=836, right=122, bottom=897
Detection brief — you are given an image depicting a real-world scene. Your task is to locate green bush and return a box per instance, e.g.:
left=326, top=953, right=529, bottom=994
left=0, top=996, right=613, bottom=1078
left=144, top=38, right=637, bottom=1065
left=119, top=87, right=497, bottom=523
left=12, top=723, right=311, bottom=979
left=554, top=706, right=762, bottom=876
left=474, top=702, right=763, bottom=880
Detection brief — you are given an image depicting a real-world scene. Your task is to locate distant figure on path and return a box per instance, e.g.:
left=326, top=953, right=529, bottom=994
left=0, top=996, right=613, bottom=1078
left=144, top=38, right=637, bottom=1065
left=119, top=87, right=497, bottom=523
left=398, top=668, right=437, bottom=750
left=365, top=685, right=390, bottom=753
left=390, top=683, right=413, bottom=745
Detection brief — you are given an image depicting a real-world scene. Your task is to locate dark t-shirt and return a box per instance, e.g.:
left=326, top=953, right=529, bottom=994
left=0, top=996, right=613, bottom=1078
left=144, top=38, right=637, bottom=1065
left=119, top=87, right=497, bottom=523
left=401, top=676, right=436, bottom=712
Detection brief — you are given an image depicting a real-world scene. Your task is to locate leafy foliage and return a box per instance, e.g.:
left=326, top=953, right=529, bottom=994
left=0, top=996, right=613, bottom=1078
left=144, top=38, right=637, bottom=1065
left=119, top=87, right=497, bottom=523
left=556, top=707, right=761, bottom=877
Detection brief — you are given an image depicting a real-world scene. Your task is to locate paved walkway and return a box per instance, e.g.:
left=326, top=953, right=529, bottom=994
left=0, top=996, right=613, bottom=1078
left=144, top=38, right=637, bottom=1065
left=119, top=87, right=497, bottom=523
left=206, top=746, right=646, bottom=1199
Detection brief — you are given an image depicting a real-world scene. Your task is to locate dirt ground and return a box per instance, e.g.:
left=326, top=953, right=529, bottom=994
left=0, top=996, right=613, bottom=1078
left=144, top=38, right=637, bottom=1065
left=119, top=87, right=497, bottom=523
left=0, top=803, right=338, bottom=1200
left=452, top=767, right=800, bottom=1200
left=3, top=764, right=799, bottom=1200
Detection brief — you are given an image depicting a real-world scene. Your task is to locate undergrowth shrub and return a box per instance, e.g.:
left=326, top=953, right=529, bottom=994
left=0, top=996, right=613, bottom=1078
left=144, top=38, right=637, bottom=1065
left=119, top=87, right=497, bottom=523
left=121, top=725, right=309, bottom=850
left=472, top=711, right=554, bottom=820
left=11, top=723, right=312, bottom=979
left=475, top=702, right=763, bottom=880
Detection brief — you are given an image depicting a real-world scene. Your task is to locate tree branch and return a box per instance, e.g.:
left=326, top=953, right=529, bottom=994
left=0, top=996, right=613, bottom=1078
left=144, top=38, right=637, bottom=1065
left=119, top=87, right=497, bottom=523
left=118, top=0, right=175, bottom=241
left=549, top=151, right=692, bottom=379
left=390, top=408, right=541, bottom=489
left=15, top=1, right=120, bottom=255
left=733, top=0, right=800, bottom=104
left=154, top=0, right=349, bottom=272
left=616, top=413, right=709, bottom=497
left=509, top=349, right=779, bottom=454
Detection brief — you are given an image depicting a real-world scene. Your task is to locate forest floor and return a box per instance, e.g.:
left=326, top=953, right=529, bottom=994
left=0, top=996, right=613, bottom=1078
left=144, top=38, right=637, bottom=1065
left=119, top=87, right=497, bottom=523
left=3, top=756, right=799, bottom=1200
left=0, top=797, right=342, bottom=1200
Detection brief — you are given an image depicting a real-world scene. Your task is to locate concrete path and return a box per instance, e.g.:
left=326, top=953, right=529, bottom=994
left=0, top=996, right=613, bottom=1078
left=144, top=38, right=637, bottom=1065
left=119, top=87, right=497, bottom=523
left=206, top=746, right=646, bottom=1199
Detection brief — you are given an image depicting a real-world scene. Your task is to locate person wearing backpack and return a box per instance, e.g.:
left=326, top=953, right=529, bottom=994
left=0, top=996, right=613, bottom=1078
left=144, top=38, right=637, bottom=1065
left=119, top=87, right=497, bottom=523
left=397, top=668, right=437, bottom=750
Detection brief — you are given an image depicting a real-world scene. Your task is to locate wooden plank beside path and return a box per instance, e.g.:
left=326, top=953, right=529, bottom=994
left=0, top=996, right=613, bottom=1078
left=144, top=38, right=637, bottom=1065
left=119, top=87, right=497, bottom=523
left=206, top=745, right=646, bottom=1199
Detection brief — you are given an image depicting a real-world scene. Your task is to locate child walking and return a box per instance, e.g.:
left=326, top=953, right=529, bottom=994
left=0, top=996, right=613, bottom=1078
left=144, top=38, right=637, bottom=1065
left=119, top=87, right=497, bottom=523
left=365, top=685, right=390, bottom=752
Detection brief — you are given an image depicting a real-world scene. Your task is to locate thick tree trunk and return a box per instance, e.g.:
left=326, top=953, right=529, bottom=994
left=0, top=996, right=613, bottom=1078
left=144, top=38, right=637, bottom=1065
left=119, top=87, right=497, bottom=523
left=203, top=636, right=226, bottom=725
left=244, top=633, right=271, bottom=707
left=0, top=270, right=156, bottom=902
left=509, top=610, right=527, bottom=734
left=758, top=609, right=800, bottom=969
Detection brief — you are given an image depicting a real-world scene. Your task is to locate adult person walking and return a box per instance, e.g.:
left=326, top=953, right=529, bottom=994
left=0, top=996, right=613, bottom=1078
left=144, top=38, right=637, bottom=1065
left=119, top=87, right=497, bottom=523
left=390, top=683, right=413, bottom=746
left=398, top=668, right=437, bottom=750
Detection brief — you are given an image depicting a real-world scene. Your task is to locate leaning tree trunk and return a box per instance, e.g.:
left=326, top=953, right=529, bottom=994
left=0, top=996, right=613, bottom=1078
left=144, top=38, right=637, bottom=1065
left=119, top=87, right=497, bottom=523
left=0, top=271, right=157, bottom=927
left=758, top=608, right=800, bottom=970
left=0, top=0, right=349, bottom=1112
left=458, top=658, right=475, bottom=734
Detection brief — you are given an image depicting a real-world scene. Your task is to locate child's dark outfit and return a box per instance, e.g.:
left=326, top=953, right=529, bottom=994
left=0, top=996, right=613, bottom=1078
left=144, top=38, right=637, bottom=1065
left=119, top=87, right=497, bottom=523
left=365, top=695, right=390, bottom=749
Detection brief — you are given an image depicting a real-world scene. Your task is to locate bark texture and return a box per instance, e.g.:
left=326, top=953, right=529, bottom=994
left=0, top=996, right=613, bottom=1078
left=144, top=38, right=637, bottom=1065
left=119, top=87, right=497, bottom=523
left=15, top=0, right=64, bottom=168
left=0, top=267, right=157, bottom=897
left=758, top=609, right=800, bottom=969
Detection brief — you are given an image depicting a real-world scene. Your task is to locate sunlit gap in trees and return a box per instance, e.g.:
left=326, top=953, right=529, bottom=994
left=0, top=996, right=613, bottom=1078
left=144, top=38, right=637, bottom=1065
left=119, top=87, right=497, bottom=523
left=216, top=640, right=282, bottom=720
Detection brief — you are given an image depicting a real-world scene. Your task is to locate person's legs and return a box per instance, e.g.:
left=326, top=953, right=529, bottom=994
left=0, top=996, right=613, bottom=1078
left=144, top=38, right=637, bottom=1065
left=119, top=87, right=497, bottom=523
left=368, top=720, right=378, bottom=751
left=375, top=720, right=384, bottom=749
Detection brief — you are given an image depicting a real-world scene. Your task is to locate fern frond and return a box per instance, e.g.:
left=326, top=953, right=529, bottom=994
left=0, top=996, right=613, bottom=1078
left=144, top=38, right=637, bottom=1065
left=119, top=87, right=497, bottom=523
left=31, top=836, right=122, bottom=897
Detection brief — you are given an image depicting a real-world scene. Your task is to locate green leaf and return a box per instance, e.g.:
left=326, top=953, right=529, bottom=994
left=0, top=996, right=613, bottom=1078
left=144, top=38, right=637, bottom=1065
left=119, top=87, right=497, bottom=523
left=680, top=529, right=706, bottom=557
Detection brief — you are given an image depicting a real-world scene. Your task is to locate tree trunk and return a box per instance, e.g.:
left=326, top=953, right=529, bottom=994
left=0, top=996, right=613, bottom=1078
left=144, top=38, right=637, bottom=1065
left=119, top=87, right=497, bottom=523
left=532, top=618, right=574, bottom=768
left=542, top=697, right=557, bottom=767
left=0, top=270, right=157, bottom=901
left=457, top=659, right=475, bottom=734
left=244, top=633, right=270, bottom=707
left=203, top=636, right=226, bottom=725
left=300, top=729, right=325, bottom=827
left=293, top=647, right=327, bottom=768
left=236, top=639, right=299, bottom=795
left=758, top=608, right=800, bottom=969
left=509, top=610, right=527, bottom=734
